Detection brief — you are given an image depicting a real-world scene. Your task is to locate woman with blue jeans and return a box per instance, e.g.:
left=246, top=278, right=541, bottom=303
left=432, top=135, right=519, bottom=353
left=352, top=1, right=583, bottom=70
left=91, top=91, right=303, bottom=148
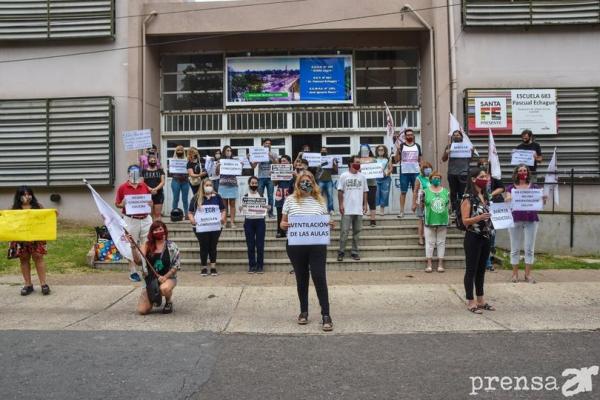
left=374, top=145, right=394, bottom=216
left=170, top=145, right=190, bottom=215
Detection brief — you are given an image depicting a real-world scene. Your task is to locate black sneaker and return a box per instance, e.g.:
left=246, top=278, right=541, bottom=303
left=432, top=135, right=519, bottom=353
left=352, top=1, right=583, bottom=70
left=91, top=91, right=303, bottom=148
left=20, top=285, right=34, bottom=296
left=351, top=253, right=360, bottom=261
left=210, top=268, right=218, bottom=276
left=322, top=315, right=333, bottom=332
left=256, top=269, right=264, bottom=274
left=200, top=268, right=208, bottom=276
left=276, top=232, right=284, bottom=238
left=162, top=301, right=173, bottom=314
left=41, top=284, right=50, bottom=295
left=337, top=253, right=344, bottom=262
left=370, top=220, right=376, bottom=227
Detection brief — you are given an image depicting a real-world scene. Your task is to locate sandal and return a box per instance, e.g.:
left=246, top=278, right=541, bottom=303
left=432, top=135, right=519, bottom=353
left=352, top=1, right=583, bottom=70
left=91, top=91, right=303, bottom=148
left=510, top=275, right=518, bottom=283
left=41, top=284, right=50, bottom=296
left=322, top=315, right=333, bottom=332
left=477, top=303, right=496, bottom=311
left=424, top=265, right=433, bottom=273
left=297, top=312, right=308, bottom=325
left=20, top=285, right=34, bottom=296
left=467, top=306, right=483, bottom=314
left=162, top=301, right=173, bottom=314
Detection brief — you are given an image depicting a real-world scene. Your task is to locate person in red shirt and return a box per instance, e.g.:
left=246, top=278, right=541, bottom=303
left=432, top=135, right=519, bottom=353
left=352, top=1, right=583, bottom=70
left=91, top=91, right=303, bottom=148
left=115, top=164, right=153, bottom=282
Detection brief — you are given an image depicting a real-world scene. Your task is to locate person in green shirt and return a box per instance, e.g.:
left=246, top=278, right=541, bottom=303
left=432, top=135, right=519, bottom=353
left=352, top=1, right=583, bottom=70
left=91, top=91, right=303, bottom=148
left=412, top=161, right=433, bottom=245
left=423, top=170, right=450, bottom=273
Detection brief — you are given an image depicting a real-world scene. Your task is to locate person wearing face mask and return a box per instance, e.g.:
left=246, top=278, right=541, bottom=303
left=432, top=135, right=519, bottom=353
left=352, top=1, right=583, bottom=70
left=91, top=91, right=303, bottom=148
left=170, top=145, right=190, bottom=217
left=442, top=130, right=474, bottom=215
left=250, top=139, right=278, bottom=219
left=142, top=153, right=165, bottom=221
left=208, top=149, right=221, bottom=193
left=116, top=164, right=153, bottom=282
left=139, top=144, right=161, bottom=170
left=215, top=145, right=239, bottom=228
left=460, top=168, right=494, bottom=314
left=337, top=155, right=369, bottom=261
left=188, top=178, right=226, bottom=276
left=374, top=145, right=394, bottom=216
left=359, top=144, right=379, bottom=227
left=280, top=171, right=334, bottom=331
left=9, top=186, right=52, bottom=296
left=240, top=176, right=268, bottom=274
left=316, top=147, right=338, bottom=215
left=393, top=129, right=422, bottom=218
left=516, top=129, right=543, bottom=183
left=505, top=164, right=546, bottom=284
left=187, top=147, right=207, bottom=196
left=129, top=221, right=180, bottom=315
left=274, top=155, right=295, bottom=239
left=412, top=161, right=434, bottom=246
left=422, top=171, right=450, bottom=273
left=477, top=159, right=505, bottom=272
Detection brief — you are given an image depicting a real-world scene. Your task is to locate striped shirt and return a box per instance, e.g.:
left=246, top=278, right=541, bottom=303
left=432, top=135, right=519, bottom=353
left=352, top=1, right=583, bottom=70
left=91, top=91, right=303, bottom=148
left=282, top=195, right=327, bottom=216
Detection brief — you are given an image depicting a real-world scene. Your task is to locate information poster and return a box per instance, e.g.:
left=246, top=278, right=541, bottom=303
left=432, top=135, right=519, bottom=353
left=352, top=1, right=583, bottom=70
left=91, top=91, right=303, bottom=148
left=287, top=215, right=331, bottom=246
left=241, top=197, right=268, bottom=217
left=511, top=89, right=557, bottom=135
left=271, top=164, right=293, bottom=181
left=195, top=205, right=222, bottom=233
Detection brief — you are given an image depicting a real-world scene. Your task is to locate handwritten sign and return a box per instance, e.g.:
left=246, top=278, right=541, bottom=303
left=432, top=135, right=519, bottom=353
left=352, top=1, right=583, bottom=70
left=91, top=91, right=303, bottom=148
left=234, top=155, right=252, bottom=169
left=449, top=142, right=473, bottom=158
left=249, top=147, right=270, bottom=163
left=322, top=155, right=343, bottom=169
left=125, top=194, right=152, bottom=215
left=195, top=205, right=222, bottom=233
left=271, top=164, right=293, bottom=181
left=511, top=188, right=544, bottom=211
left=122, top=129, right=152, bottom=152
left=359, top=163, right=384, bottom=179
left=241, top=196, right=268, bottom=216
left=219, top=159, right=242, bottom=176
left=302, top=152, right=322, bottom=167
left=0, top=209, right=57, bottom=241
left=489, top=202, right=514, bottom=230
left=511, top=149, right=536, bottom=166
left=168, top=159, right=188, bottom=174
left=287, top=214, right=330, bottom=246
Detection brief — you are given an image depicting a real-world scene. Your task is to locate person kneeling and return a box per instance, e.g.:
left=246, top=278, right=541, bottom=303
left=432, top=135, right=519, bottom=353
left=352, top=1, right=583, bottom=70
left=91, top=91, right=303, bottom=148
left=128, top=221, right=181, bottom=315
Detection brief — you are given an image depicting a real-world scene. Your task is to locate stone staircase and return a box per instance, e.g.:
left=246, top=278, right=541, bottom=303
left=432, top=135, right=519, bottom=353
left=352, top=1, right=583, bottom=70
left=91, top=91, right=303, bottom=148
left=94, top=215, right=466, bottom=272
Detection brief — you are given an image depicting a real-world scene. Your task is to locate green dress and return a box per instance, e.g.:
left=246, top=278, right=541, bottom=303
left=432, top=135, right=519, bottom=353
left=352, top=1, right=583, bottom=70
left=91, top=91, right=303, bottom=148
left=424, top=187, right=450, bottom=226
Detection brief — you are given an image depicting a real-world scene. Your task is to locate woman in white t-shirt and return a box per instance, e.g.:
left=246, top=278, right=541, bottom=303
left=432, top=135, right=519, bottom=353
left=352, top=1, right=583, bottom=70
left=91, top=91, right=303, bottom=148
left=280, top=171, right=334, bottom=332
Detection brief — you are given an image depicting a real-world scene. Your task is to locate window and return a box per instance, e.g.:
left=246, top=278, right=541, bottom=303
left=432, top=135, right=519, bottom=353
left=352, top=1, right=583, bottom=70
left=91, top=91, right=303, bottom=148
left=324, top=136, right=352, bottom=165
left=0, top=1, right=115, bottom=40
left=195, top=139, right=222, bottom=158
left=161, top=54, right=224, bottom=111
left=0, top=97, right=114, bottom=187
left=355, top=50, right=420, bottom=107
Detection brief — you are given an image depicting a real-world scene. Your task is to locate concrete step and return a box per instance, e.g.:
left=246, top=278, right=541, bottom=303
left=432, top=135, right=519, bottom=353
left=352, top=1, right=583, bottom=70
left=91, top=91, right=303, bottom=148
left=94, top=256, right=466, bottom=272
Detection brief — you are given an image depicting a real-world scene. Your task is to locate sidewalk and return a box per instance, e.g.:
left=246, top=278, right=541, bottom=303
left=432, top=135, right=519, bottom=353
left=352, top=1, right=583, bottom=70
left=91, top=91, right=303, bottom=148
left=1, top=270, right=599, bottom=335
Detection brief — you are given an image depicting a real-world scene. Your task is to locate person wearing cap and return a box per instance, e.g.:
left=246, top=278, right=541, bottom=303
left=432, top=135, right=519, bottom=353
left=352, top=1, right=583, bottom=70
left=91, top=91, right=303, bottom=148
left=116, top=164, right=153, bottom=282
left=516, top=129, right=543, bottom=183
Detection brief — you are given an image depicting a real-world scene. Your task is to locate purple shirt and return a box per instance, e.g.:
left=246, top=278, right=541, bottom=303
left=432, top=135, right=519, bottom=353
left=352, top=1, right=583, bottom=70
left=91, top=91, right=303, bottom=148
left=507, top=184, right=540, bottom=222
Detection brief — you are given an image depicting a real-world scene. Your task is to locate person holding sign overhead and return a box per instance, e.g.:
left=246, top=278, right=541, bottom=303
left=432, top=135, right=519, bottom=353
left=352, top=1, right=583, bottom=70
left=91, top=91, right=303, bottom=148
left=115, top=164, right=153, bottom=282
left=240, top=176, right=268, bottom=274
left=215, top=145, right=240, bottom=228
left=169, top=145, right=190, bottom=217
left=9, top=186, right=51, bottom=296
left=516, top=130, right=543, bottom=183
left=394, top=129, right=422, bottom=218
left=280, top=171, right=334, bottom=331
left=505, top=165, right=546, bottom=284
left=188, top=178, right=226, bottom=277
left=250, top=139, right=278, bottom=219
left=442, top=130, right=474, bottom=215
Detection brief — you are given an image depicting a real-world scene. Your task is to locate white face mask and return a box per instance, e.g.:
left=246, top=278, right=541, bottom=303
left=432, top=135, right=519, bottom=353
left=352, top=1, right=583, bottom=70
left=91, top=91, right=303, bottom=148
left=204, top=186, right=214, bottom=194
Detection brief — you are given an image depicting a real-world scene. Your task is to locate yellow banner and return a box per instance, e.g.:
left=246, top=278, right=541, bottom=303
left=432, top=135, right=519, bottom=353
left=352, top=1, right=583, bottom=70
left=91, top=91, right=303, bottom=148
left=0, top=209, right=57, bottom=241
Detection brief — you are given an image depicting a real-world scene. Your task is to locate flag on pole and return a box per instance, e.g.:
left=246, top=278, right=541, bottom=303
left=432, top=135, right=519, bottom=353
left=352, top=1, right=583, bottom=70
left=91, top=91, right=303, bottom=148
left=488, top=128, right=501, bottom=179
left=384, top=102, right=406, bottom=152
left=448, top=113, right=479, bottom=156
left=384, top=101, right=394, bottom=138
left=397, top=117, right=408, bottom=144
left=544, top=147, right=559, bottom=205
left=84, top=180, right=133, bottom=261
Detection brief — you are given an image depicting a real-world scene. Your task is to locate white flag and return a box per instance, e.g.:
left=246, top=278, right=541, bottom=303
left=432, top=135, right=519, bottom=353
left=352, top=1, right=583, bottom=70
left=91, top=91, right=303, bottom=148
left=84, top=181, right=133, bottom=261
left=544, top=147, right=559, bottom=205
left=384, top=101, right=394, bottom=137
left=449, top=112, right=478, bottom=156
left=488, top=128, right=501, bottom=179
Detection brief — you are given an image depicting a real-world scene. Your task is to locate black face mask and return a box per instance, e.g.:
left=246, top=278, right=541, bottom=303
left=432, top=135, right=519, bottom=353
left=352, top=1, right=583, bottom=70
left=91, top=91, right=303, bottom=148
left=321, top=152, right=327, bottom=156
left=176, top=152, right=184, bottom=156
left=452, top=137, right=462, bottom=143
left=149, top=161, right=157, bottom=167
left=249, top=185, right=258, bottom=191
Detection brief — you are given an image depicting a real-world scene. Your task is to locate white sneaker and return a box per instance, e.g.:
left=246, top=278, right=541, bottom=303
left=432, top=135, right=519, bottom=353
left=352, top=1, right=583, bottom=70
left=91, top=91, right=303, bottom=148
left=397, top=212, right=404, bottom=219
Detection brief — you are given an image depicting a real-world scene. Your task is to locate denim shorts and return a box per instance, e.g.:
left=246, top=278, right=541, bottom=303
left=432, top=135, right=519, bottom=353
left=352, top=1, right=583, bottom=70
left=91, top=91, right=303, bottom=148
left=399, top=173, right=418, bottom=193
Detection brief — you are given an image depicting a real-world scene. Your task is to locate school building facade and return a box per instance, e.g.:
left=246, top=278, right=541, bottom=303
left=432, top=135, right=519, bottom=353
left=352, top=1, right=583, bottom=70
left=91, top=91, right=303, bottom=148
left=0, top=0, right=599, bottom=252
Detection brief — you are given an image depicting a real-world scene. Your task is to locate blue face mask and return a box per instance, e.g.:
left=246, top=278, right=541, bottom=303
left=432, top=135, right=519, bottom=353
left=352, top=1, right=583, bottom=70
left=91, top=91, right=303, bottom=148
left=423, top=168, right=433, bottom=177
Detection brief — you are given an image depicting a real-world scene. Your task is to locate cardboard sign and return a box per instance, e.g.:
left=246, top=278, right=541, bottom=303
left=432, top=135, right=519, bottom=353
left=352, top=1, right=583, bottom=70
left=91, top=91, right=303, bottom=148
left=168, top=159, right=188, bottom=174
left=241, top=196, right=268, bottom=216
left=122, top=129, right=152, bottom=152
left=249, top=147, right=270, bottom=163
left=489, top=202, right=514, bottom=230
left=270, top=164, right=293, bottom=181
left=195, top=205, right=222, bottom=233
left=234, top=155, right=252, bottom=169
left=219, top=159, right=243, bottom=176
left=449, top=142, right=473, bottom=158
left=511, top=149, right=536, bottom=166
left=287, top=214, right=330, bottom=246
left=359, top=163, right=384, bottom=179
left=124, top=194, right=152, bottom=215
left=302, top=152, right=322, bottom=167
left=511, top=188, right=544, bottom=211
left=0, top=209, right=57, bottom=241
left=322, top=155, right=343, bottom=169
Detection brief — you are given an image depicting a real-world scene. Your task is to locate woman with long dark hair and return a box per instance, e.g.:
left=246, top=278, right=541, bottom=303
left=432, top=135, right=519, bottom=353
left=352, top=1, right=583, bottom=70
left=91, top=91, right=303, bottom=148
left=10, top=186, right=50, bottom=296
left=129, top=220, right=180, bottom=315
left=460, top=168, right=495, bottom=314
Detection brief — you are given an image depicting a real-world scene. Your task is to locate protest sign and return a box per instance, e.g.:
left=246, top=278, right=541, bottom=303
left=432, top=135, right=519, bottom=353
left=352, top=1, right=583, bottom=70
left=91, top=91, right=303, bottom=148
left=449, top=142, right=473, bottom=158
left=511, top=149, right=536, bottom=166
left=359, top=163, right=384, bottom=179
left=302, top=152, right=322, bottom=167
left=287, top=214, right=330, bottom=246
left=322, top=155, right=343, bottom=169
left=511, top=188, right=544, bottom=211
left=489, top=202, right=514, bottom=230
left=125, top=194, right=152, bottom=215
left=0, top=209, right=57, bottom=241
left=195, top=205, right=222, bottom=233
left=168, top=159, right=188, bottom=174
left=270, top=164, right=293, bottom=180
left=122, top=129, right=152, bottom=152
left=249, top=147, right=270, bottom=163
left=234, top=155, right=252, bottom=169
left=219, top=159, right=243, bottom=176
left=241, top=196, right=268, bottom=217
